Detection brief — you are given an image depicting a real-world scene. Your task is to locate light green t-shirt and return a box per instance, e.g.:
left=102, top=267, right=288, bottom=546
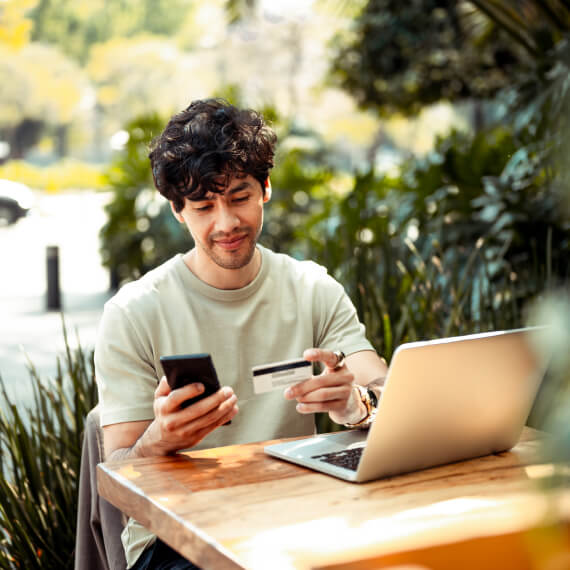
left=94, top=245, right=374, bottom=567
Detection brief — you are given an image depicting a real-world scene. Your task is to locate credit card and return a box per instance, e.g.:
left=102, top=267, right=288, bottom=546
left=252, top=358, right=312, bottom=394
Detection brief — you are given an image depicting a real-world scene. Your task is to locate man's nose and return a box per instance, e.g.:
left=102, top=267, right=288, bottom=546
left=215, top=204, right=240, bottom=233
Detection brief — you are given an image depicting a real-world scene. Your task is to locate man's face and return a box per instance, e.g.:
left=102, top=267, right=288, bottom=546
left=173, top=174, right=268, bottom=272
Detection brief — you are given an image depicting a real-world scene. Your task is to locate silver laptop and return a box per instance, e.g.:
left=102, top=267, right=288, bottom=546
left=264, top=327, right=547, bottom=483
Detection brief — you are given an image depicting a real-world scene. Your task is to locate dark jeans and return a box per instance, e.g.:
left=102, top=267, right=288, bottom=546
left=131, top=539, right=201, bottom=570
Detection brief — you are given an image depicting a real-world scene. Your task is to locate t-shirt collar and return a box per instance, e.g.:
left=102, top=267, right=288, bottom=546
left=175, top=245, right=269, bottom=301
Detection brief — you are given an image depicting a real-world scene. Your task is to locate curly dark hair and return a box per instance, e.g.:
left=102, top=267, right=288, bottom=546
left=148, top=98, right=277, bottom=212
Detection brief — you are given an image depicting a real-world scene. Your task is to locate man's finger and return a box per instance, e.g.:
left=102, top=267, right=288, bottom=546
left=284, top=368, right=354, bottom=399
left=177, top=386, right=234, bottom=420
left=155, top=376, right=172, bottom=397
left=303, top=347, right=345, bottom=370
left=296, top=399, right=349, bottom=414
left=179, top=392, right=238, bottom=433
left=294, top=384, right=353, bottom=404
left=169, top=382, right=206, bottom=410
left=163, top=388, right=236, bottom=432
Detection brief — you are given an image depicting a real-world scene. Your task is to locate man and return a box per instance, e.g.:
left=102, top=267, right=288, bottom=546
left=95, top=98, right=388, bottom=569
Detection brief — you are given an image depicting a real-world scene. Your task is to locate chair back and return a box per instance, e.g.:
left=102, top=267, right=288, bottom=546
left=74, top=406, right=127, bottom=570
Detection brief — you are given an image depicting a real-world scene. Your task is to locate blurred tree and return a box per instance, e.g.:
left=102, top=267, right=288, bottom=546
left=0, top=0, right=227, bottom=160
left=225, top=0, right=257, bottom=24
left=330, top=0, right=570, bottom=199
left=0, top=43, right=87, bottom=158
left=330, top=0, right=570, bottom=295
left=86, top=36, right=218, bottom=132
left=330, top=0, right=567, bottom=118
left=175, top=1, right=228, bottom=51
left=29, top=0, right=193, bottom=63
left=0, top=0, right=38, bottom=49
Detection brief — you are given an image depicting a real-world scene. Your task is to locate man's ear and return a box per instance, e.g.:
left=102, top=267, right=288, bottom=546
left=263, top=178, right=272, bottom=203
left=170, top=202, right=184, bottom=223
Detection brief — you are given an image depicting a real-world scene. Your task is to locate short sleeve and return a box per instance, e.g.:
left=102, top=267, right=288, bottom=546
left=313, top=273, right=374, bottom=356
left=94, top=301, right=157, bottom=426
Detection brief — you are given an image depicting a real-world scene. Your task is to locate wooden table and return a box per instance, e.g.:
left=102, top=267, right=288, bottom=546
left=97, top=427, right=569, bottom=570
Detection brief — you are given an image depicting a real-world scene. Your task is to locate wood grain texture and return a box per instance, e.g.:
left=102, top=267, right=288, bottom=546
left=97, top=428, right=568, bottom=569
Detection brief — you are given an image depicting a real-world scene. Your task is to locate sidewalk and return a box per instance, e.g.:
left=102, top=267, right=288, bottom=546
left=0, top=290, right=111, bottom=407
left=0, top=190, right=112, bottom=409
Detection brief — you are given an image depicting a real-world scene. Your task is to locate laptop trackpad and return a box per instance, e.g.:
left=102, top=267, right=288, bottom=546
left=272, top=429, right=367, bottom=460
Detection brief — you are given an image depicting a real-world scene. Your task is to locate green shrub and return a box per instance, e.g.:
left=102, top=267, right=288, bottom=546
left=99, top=113, right=189, bottom=289
left=0, top=325, right=98, bottom=569
left=301, top=125, right=568, bottom=353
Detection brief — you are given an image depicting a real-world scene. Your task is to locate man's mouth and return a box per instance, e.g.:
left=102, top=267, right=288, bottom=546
left=213, top=234, right=248, bottom=251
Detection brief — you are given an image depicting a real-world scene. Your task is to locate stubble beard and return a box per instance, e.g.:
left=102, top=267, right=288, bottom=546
left=200, top=227, right=260, bottom=270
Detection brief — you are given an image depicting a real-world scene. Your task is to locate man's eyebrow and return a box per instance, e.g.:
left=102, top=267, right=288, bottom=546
left=227, top=181, right=251, bottom=194
left=189, top=181, right=252, bottom=202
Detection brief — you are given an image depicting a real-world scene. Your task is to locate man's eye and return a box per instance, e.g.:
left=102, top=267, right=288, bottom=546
left=194, top=204, right=212, bottom=212
left=233, top=195, right=249, bottom=203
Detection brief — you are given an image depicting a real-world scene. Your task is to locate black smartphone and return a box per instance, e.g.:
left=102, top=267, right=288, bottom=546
left=160, top=353, right=221, bottom=409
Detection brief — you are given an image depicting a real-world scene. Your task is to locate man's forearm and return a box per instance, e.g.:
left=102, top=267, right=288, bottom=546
left=106, top=446, right=140, bottom=462
left=104, top=420, right=169, bottom=462
left=105, top=435, right=153, bottom=462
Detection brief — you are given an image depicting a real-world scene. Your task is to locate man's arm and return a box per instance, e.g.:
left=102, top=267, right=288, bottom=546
left=284, top=348, right=388, bottom=426
left=345, top=349, right=387, bottom=406
left=103, top=377, right=239, bottom=460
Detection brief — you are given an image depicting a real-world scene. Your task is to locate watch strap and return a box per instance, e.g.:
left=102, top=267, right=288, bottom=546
left=343, top=384, right=378, bottom=429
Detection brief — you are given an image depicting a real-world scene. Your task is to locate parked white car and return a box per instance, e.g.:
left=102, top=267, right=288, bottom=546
left=0, top=179, right=34, bottom=225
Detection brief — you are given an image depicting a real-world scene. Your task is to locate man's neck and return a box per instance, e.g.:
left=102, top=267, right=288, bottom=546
left=183, top=247, right=262, bottom=290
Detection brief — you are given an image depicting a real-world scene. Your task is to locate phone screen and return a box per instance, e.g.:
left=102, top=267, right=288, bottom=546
left=160, top=353, right=221, bottom=409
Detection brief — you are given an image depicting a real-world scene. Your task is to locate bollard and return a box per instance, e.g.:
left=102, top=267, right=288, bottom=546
left=46, top=245, right=61, bottom=311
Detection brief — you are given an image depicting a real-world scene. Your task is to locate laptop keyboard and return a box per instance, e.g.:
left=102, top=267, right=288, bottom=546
left=311, top=447, right=364, bottom=471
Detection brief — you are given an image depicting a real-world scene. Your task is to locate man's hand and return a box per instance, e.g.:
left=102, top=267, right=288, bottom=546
left=103, top=376, right=238, bottom=460
left=141, top=377, right=239, bottom=455
left=283, top=348, right=368, bottom=426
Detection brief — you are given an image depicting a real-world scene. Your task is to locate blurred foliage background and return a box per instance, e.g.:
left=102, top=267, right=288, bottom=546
left=1, top=0, right=569, bottom=567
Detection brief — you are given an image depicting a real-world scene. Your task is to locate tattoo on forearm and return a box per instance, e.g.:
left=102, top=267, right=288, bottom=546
left=106, top=446, right=137, bottom=462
